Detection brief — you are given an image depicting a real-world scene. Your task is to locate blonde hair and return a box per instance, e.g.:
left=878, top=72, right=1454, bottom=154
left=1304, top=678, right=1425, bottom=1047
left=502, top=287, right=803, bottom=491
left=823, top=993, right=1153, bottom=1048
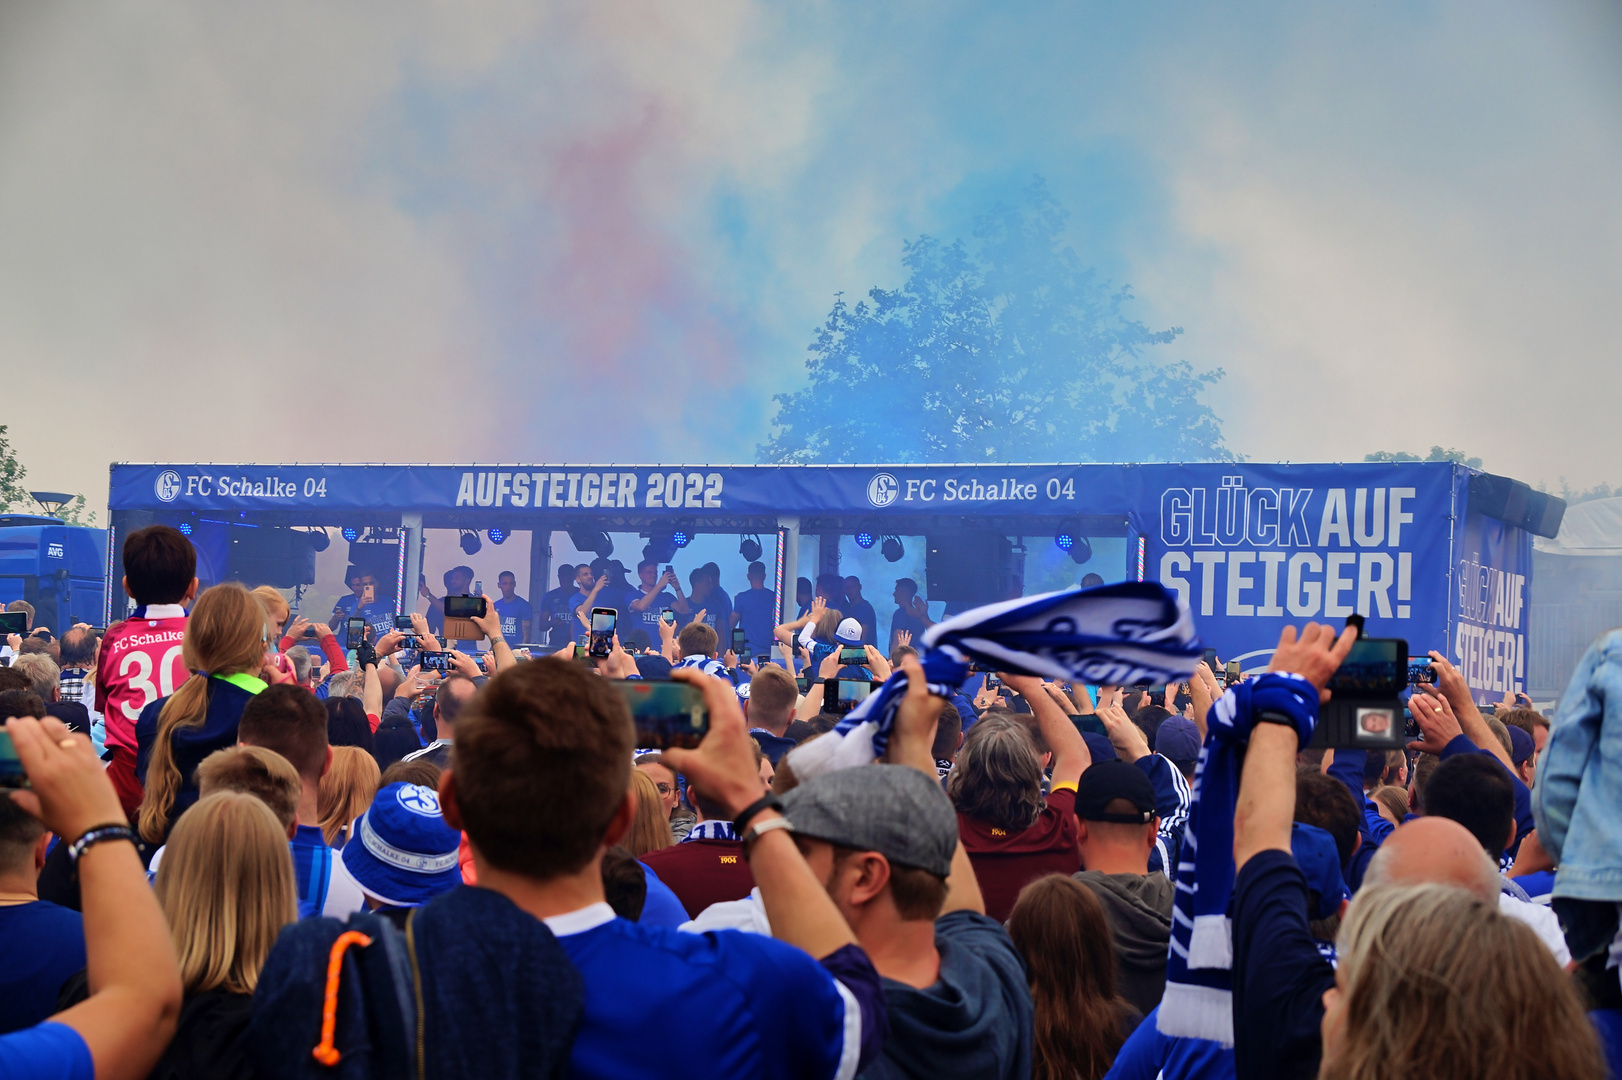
left=1322, top=884, right=1604, bottom=1080
left=813, top=607, right=842, bottom=643
left=138, top=583, right=272, bottom=843
left=155, top=791, right=297, bottom=995
left=318, top=746, right=382, bottom=847
left=625, top=768, right=674, bottom=857
left=1369, top=785, right=1409, bottom=828
left=251, top=585, right=290, bottom=627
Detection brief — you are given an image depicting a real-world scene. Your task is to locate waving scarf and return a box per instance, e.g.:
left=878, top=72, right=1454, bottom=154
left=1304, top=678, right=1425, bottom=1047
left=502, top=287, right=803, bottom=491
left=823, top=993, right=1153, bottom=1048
left=1157, top=672, right=1319, bottom=1045
left=784, top=581, right=1202, bottom=782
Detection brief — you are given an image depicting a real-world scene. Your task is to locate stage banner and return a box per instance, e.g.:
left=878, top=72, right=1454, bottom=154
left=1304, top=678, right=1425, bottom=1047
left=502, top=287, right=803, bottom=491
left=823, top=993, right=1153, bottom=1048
left=1131, top=463, right=1460, bottom=674
left=1451, top=505, right=1533, bottom=705
left=109, top=462, right=1140, bottom=516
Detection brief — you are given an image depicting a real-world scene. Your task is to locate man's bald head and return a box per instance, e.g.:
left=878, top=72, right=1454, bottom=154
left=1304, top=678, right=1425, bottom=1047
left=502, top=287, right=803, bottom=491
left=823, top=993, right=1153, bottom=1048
left=1362, top=816, right=1499, bottom=903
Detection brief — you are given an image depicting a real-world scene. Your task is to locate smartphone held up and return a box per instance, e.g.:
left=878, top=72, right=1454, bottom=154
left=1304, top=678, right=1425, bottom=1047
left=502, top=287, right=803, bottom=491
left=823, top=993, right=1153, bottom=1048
left=613, top=679, right=710, bottom=750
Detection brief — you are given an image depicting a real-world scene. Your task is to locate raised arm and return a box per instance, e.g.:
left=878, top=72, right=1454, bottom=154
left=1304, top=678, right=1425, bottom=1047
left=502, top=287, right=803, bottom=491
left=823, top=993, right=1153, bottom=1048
left=470, top=594, right=517, bottom=672
left=7, top=716, right=183, bottom=1080
left=883, top=657, right=984, bottom=915
left=1004, top=673, right=1091, bottom=788
left=663, top=670, right=858, bottom=959
left=1234, top=624, right=1356, bottom=872
left=1187, top=662, right=1219, bottom=741
left=1428, top=651, right=1514, bottom=772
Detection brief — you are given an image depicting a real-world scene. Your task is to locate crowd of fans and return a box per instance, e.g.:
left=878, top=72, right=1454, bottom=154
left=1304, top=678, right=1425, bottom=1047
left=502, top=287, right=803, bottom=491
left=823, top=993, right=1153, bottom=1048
left=2, top=521, right=1621, bottom=1080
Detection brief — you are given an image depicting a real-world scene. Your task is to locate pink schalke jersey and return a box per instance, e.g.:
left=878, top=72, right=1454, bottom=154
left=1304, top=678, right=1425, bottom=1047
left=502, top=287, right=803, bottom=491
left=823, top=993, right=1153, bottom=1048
left=96, top=615, right=189, bottom=753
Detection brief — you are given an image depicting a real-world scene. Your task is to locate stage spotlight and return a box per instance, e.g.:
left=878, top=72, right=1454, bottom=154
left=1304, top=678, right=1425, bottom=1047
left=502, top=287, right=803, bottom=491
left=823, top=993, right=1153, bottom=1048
left=459, top=530, right=482, bottom=556
left=738, top=535, right=763, bottom=562
left=671, top=529, right=691, bottom=548
left=644, top=534, right=677, bottom=565
left=568, top=528, right=614, bottom=559
left=1069, top=537, right=1093, bottom=566
left=880, top=536, right=905, bottom=563
left=341, top=526, right=360, bottom=543
left=177, top=521, right=194, bottom=537
left=306, top=528, right=330, bottom=552
left=487, top=526, right=508, bottom=545
left=854, top=531, right=876, bottom=550
left=1055, top=530, right=1075, bottom=552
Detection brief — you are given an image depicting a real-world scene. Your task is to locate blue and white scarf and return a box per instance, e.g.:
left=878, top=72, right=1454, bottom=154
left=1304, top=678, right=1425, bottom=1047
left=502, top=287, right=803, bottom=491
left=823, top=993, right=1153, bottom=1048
left=682, top=820, right=739, bottom=843
left=675, top=655, right=730, bottom=679
left=1158, top=672, right=1319, bottom=1045
left=785, top=581, right=1202, bottom=781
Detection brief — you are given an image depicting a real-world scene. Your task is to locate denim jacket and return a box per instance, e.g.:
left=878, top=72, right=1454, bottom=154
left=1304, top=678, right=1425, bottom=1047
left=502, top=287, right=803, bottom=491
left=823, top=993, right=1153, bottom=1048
left=1533, top=630, right=1622, bottom=900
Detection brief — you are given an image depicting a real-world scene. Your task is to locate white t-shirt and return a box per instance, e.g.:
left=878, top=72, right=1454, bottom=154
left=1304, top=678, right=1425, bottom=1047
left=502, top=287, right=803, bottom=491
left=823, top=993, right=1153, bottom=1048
left=1500, top=893, right=1572, bottom=965
left=680, top=887, right=772, bottom=936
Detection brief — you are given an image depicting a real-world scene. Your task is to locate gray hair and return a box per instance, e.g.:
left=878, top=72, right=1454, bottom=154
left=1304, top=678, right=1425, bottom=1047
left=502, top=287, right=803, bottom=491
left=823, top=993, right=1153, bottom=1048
left=326, top=670, right=358, bottom=699
left=10, top=653, right=59, bottom=699
left=285, top=646, right=312, bottom=686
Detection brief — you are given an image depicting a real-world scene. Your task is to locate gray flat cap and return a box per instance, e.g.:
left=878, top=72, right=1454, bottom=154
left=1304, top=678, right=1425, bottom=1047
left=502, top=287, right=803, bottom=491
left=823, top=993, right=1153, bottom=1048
left=781, top=764, right=958, bottom=877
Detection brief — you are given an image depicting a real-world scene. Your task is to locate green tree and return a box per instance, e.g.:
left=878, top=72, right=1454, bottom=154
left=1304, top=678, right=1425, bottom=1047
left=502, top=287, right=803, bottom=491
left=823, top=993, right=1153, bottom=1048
left=0, top=425, right=30, bottom=512
left=1364, top=446, right=1483, bottom=470
left=758, top=181, right=1229, bottom=464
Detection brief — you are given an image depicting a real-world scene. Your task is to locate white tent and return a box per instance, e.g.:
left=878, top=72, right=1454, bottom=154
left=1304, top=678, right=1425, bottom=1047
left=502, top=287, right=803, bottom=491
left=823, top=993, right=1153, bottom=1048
left=1535, top=497, right=1622, bottom=558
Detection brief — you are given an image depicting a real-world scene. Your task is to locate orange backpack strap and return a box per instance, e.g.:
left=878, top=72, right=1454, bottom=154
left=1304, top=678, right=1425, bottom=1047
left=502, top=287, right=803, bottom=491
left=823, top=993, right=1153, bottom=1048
left=311, top=929, right=374, bottom=1066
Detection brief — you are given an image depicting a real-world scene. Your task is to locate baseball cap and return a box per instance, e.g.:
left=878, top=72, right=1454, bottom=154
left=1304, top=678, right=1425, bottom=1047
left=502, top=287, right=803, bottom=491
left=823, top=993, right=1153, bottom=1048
left=1080, top=731, right=1118, bottom=764
left=1291, top=822, right=1349, bottom=920
left=341, top=783, right=463, bottom=907
left=782, top=764, right=957, bottom=877
left=1506, top=725, right=1534, bottom=768
left=1154, top=716, right=1202, bottom=770
left=1074, top=760, right=1156, bottom=824
left=834, top=619, right=864, bottom=646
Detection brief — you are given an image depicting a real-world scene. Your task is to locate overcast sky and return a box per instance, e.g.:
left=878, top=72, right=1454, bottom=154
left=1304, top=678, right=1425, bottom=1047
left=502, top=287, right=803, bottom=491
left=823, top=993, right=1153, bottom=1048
left=3, top=0, right=1619, bottom=517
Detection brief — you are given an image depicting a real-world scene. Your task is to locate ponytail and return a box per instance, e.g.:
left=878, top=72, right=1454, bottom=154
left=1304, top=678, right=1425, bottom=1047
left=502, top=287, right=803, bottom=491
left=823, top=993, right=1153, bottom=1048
left=138, top=675, right=212, bottom=843
left=134, top=582, right=274, bottom=843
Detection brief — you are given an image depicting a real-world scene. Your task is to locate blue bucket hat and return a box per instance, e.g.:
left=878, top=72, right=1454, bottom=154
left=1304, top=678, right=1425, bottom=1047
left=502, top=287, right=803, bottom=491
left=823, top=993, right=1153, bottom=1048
left=340, top=783, right=463, bottom=907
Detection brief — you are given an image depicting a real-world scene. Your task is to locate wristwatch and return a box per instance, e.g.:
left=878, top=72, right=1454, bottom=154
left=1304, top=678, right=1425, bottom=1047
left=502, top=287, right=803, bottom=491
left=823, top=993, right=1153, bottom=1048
left=732, top=793, right=785, bottom=835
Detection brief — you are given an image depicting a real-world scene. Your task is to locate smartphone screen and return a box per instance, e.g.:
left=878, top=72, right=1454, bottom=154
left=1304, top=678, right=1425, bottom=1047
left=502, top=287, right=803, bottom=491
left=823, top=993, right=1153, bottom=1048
left=984, top=673, right=1002, bottom=690
left=660, top=608, right=675, bottom=625
left=0, top=612, right=26, bottom=637
left=0, top=730, right=27, bottom=788
left=419, top=652, right=450, bottom=673
left=796, top=675, right=809, bottom=694
left=1327, top=638, right=1405, bottom=695
left=839, top=646, right=867, bottom=666
left=1202, top=647, right=1220, bottom=670
left=756, top=653, right=773, bottom=667
left=613, top=679, right=710, bottom=749
left=1407, top=656, right=1437, bottom=684
left=1224, top=659, right=1241, bottom=685
left=589, top=608, right=617, bottom=657
left=731, top=627, right=747, bottom=653
left=443, top=596, right=487, bottom=620
left=573, top=643, right=589, bottom=661
left=832, top=678, right=876, bottom=713
left=395, top=615, right=415, bottom=630
left=347, top=617, right=367, bottom=645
